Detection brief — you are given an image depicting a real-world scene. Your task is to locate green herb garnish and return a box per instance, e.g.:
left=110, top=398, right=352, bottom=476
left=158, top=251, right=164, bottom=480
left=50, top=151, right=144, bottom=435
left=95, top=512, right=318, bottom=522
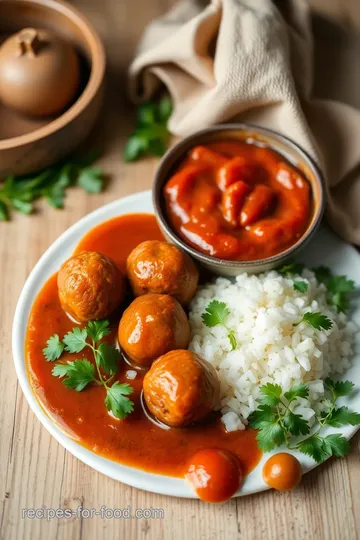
left=124, top=97, right=172, bottom=162
left=44, top=320, right=134, bottom=420
left=293, top=280, right=308, bottom=293
left=201, top=300, right=237, bottom=351
left=278, top=261, right=305, bottom=276
left=249, top=380, right=360, bottom=463
left=294, top=311, right=333, bottom=331
left=0, top=153, right=105, bottom=221
left=313, top=266, right=356, bottom=313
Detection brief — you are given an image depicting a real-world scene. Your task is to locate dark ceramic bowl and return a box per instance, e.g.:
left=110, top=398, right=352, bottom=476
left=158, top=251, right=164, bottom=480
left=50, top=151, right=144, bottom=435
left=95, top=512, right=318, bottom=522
left=153, top=124, right=325, bottom=276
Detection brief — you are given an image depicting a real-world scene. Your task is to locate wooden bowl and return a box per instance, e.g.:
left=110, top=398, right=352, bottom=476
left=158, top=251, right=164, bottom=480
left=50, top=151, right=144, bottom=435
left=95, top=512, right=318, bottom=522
left=0, top=0, right=105, bottom=177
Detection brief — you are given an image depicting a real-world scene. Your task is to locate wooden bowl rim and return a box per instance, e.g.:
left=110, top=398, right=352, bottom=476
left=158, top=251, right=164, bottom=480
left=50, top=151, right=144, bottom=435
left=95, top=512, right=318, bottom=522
left=0, top=0, right=105, bottom=150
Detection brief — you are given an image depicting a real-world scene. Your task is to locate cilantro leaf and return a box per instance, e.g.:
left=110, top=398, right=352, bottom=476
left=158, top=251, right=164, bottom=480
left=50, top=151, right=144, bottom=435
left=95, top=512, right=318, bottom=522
left=87, top=320, right=111, bottom=342
left=11, top=199, right=33, bottom=215
left=313, top=266, right=332, bottom=284
left=202, top=300, right=230, bottom=327
left=248, top=405, right=275, bottom=429
left=278, top=261, right=304, bottom=276
left=63, top=328, right=88, bottom=353
left=327, top=276, right=355, bottom=295
left=297, top=435, right=327, bottom=463
left=96, top=342, right=121, bottom=375
left=296, top=311, right=333, bottom=331
left=123, top=135, right=148, bottom=162
left=321, top=434, right=350, bottom=458
left=157, top=96, right=173, bottom=123
left=326, top=406, right=360, bottom=427
left=324, top=379, right=354, bottom=399
left=77, top=166, right=103, bottom=194
left=228, top=330, right=237, bottom=351
left=326, top=276, right=356, bottom=313
left=256, top=421, right=285, bottom=452
left=284, top=384, right=309, bottom=402
left=137, top=102, right=156, bottom=126
left=43, top=334, right=65, bottom=361
left=0, top=201, right=9, bottom=221
left=293, top=280, right=308, bottom=293
left=258, top=383, right=282, bottom=407
left=283, top=411, right=310, bottom=436
left=52, top=359, right=95, bottom=391
left=124, top=96, right=172, bottom=162
left=105, top=382, right=134, bottom=419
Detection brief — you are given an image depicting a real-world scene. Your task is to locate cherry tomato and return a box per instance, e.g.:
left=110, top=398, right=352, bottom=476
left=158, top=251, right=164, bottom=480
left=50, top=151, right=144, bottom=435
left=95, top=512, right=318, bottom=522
left=185, top=449, right=243, bottom=502
left=262, top=453, right=302, bottom=491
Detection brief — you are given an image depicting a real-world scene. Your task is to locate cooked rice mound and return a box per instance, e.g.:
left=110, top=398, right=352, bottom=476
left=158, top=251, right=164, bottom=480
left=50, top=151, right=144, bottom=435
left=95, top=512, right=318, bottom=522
left=189, top=270, right=357, bottom=432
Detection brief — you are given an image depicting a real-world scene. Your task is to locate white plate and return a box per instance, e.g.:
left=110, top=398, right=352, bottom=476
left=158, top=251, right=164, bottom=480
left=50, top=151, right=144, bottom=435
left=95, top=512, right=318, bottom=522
left=12, top=190, right=360, bottom=498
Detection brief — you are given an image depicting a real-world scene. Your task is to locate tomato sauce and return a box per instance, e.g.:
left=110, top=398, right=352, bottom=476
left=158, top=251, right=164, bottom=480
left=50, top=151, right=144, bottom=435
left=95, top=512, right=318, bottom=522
left=164, top=140, right=312, bottom=260
left=26, top=214, right=261, bottom=478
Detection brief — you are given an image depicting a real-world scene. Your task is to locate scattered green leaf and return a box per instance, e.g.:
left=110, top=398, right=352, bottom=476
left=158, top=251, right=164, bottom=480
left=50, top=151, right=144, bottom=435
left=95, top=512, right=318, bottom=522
left=96, top=342, right=121, bottom=375
left=278, top=261, right=305, bottom=276
left=201, top=300, right=237, bottom=350
left=293, top=280, right=308, bottom=293
left=87, top=320, right=111, bottom=342
left=249, top=380, right=359, bottom=464
left=43, top=334, right=64, bottom=361
left=284, top=384, right=309, bottom=402
left=43, top=320, right=134, bottom=420
left=0, top=152, right=105, bottom=221
left=202, top=300, right=230, bottom=328
left=258, top=383, right=282, bottom=407
left=124, top=96, right=173, bottom=162
left=52, top=359, right=96, bottom=391
left=324, top=379, right=354, bottom=399
left=105, top=382, right=134, bottom=419
left=63, top=328, right=88, bottom=353
left=295, top=311, right=333, bottom=331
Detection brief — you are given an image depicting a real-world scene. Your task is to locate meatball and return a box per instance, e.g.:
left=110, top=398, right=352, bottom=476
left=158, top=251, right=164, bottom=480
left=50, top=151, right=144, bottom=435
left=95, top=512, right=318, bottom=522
left=126, top=240, right=199, bottom=305
left=118, top=294, right=190, bottom=368
left=143, top=350, right=220, bottom=427
left=58, top=251, right=125, bottom=322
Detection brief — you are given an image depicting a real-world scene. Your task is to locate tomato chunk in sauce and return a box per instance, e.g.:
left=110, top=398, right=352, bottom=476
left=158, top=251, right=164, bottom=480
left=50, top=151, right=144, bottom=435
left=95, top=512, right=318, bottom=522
left=164, top=140, right=312, bottom=261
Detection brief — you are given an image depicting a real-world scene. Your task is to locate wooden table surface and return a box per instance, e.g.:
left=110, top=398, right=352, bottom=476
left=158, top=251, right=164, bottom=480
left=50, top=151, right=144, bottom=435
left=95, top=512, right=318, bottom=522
left=1, top=1, right=360, bottom=539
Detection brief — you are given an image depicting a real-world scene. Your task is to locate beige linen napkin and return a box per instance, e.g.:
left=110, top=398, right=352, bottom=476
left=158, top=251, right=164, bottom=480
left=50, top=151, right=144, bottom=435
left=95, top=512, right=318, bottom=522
left=129, top=0, right=360, bottom=246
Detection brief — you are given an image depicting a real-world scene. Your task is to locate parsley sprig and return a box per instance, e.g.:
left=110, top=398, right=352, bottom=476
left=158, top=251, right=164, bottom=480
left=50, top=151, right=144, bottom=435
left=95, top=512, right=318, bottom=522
left=249, top=380, right=360, bottom=463
left=201, top=300, right=237, bottom=350
left=43, top=320, right=134, bottom=420
left=314, top=266, right=356, bottom=313
left=294, top=311, right=333, bottom=331
left=0, top=152, right=104, bottom=221
left=124, top=97, right=172, bottom=162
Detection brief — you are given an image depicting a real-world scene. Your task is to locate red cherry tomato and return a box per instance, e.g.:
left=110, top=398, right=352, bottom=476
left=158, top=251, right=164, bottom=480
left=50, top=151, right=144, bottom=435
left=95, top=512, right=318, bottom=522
left=185, top=449, right=243, bottom=502
left=262, top=453, right=302, bottom=491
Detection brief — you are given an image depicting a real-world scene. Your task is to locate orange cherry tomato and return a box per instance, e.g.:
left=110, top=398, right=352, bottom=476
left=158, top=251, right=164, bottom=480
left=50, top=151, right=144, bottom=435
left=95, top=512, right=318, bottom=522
left=262, top=453, right=302, bottom=491
left=185, top=449, right=244, bottom=502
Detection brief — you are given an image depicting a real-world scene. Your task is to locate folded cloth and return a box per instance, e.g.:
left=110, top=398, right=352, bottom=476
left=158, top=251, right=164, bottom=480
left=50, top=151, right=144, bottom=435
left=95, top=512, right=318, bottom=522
left=129, top=0, right=360, bottom=246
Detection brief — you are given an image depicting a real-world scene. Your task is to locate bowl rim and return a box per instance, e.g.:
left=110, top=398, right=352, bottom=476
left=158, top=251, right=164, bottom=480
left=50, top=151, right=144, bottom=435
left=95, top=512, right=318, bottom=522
left=153, top=123, right=326, bottom=268
left=0, top=0, right=105, bottom=150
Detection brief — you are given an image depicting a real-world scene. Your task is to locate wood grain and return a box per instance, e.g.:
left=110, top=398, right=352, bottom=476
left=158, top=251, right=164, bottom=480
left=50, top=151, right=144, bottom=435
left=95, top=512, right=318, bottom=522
left=1, top=1, right=360, bottom=539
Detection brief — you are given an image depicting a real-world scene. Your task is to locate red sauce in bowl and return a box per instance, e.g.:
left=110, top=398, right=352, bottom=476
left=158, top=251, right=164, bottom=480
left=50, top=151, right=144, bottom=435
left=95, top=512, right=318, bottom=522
left=163, top=140, right=312, bottom=261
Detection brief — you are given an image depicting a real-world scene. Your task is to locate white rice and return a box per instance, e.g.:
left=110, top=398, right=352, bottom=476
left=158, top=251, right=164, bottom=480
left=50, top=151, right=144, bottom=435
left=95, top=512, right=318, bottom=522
left=188, top=269, right=357, bottom=432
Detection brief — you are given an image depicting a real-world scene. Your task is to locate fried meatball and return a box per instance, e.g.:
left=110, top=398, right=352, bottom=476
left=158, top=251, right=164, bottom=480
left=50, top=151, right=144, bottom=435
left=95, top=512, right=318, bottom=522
left=143, top=350, right=220, bottom=427
left=118, top=294, right=190, bottom=368
left=126, top=240, right=199, bottom=305
left=58, top=251, right=125, bottom=322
